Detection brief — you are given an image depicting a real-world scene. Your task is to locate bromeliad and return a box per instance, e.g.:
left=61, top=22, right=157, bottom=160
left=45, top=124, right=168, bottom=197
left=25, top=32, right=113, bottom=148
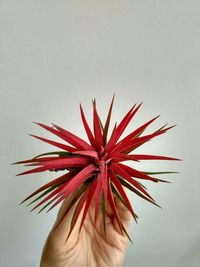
left=13, top=96, right=180, bottom=241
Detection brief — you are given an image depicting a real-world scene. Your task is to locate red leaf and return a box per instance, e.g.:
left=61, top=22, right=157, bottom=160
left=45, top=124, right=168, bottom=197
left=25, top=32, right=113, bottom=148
left=34, top=122, right=79, bottom=147
left=111, top=115, right=160, bottom=154
left=40, top=157, right=90, bottom=168
left=105, top=123, right=117, bottom=152
left=45, top=164, right=97, bottom=212
left=117, top=127, right=171, bottom=155
left=52, top=123, right=94, bottom=151
left=20, top=171, right=76, bottom=204
left=16, top=165, right=51, bottom=176
left=117, top=176, right=160, bottom=207
left=115, top=103, right=142, bottom=142
left=80, top=104, right=96, bottom=148
left=94, top=172, right=103, bottom=224
left=29, top=134, right=76, bottom=152
left=13, top=156, right=63, bottom=165
left=107, top=179, right=123, bottom=234
left=79, top=179, right=97, bottom=231
left=101, top=161, right=108, bottom=200
left=30, top=181, right=69, bottom=212
left=54, top=184, right=88, bottom=230
left=113, top=104, right=135, bottom=145
left=66, top=190, right=88, bottom=241
left=109, top=170, right=137, bottom=222
left=111, top=163, right=156, bottom=202
left=46, top=195, right=68, bottom=213
left=103, top=95, right=115, bottom=145
left=93, top=99, right=103, bottom=150
left=126, top=154, right=181, bottom=161
left=117, top=163, right=167, bottom=183
left=73, top=150, right=98, bottom=159
left=34, top=122, right=89, bottom=151
left=16, top=157, right=90, bottom=176
left=58, top=164, right=97, bottom=199
left=109, top=152, right=139, bottom=163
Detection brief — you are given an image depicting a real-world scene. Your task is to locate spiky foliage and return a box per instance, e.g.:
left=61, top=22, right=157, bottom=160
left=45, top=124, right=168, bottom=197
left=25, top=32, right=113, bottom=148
left=14, top=96, right=180, bottom=241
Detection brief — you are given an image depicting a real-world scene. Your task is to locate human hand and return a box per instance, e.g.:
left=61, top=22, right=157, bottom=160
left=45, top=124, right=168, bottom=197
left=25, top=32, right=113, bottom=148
left=40, top=194, right=131, bottom=267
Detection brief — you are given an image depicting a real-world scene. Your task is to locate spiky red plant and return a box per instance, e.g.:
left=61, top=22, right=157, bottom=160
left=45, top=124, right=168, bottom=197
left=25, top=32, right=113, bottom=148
left=14, top=96, right=180, bottom=241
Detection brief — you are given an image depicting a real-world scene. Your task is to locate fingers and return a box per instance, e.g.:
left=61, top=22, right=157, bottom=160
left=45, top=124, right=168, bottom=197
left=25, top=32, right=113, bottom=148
left=48, top=189, right=132, bottom=245
left=91, top=194, right=131, bottom=236
left=114, top=196, right=132, bottom=225
left=49, top=194, right=82, bottom=247
left=112, top=196, right=132, bottom=235
left=103, top=193, right=132, bottom=225
left=54, top=197, right=68, bottom=222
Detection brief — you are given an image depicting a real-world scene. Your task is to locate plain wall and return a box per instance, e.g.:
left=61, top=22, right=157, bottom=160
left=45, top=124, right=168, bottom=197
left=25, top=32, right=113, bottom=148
left=1, top=1, right=199, bottom=266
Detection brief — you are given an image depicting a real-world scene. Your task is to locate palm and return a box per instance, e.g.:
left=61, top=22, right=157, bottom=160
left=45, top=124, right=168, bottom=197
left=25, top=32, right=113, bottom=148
left=40, top=197, right=131, bottom=267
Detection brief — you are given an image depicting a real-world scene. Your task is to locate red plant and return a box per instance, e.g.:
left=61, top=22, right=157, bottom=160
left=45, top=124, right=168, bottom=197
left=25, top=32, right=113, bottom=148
left=14, top=96, right=180, bottom=241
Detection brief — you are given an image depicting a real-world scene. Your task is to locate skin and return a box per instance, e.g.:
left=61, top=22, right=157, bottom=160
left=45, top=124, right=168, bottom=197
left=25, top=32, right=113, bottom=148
left=40, top=194, right=132, bottom=267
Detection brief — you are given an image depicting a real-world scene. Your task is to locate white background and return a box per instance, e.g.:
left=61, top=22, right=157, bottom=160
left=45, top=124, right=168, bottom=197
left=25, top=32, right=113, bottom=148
left=0, top=1, right=199, bottom=266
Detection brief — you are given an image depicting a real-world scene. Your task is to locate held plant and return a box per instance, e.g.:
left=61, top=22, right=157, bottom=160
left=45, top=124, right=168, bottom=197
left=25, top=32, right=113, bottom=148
left=13, top=96, right=180, bottom=242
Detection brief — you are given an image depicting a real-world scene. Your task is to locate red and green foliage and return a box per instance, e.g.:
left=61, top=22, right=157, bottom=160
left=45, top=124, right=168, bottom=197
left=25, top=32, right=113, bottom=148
left=14, top=96, right=180, bottom=241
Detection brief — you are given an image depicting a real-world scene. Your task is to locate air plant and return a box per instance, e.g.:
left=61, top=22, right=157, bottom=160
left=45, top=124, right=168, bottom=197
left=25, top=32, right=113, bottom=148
left=13, top=96, right=180, bottom=242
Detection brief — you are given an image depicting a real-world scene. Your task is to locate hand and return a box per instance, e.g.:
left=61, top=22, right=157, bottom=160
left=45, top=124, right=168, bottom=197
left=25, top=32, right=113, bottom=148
left=40, top=194, right=131, bottom=267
